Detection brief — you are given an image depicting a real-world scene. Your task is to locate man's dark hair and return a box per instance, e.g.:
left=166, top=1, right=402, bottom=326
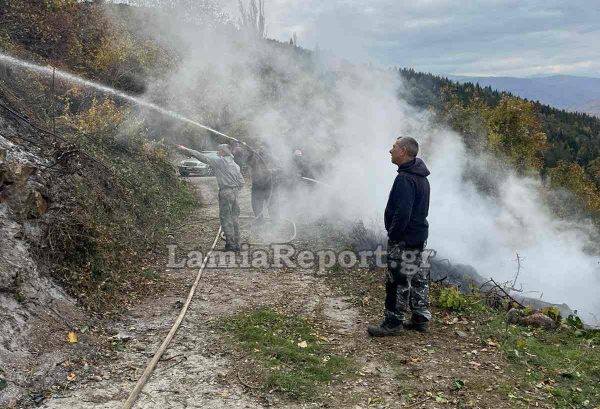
left=397, top=136, right=419, bottom=158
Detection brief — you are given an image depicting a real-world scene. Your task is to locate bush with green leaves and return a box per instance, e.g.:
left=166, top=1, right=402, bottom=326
left=436, top=286, right=471, bottom=311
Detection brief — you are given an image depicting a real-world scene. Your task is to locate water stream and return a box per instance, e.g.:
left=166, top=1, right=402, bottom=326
left=0, top=52, right=243, bottom=146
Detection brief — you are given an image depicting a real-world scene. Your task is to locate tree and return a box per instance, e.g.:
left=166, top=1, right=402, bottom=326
left=238, top=0, right=265, bottom=39
left=548, top=161, right=600, bottom=217
left=485, top=96, right=548, bottom=174
left=588, top=156, right=600, bottom=189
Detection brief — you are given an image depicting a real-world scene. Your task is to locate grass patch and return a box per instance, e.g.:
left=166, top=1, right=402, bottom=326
left=479, top=312, right=600, bottom=408
left=222, top=308, right=352, bottom=401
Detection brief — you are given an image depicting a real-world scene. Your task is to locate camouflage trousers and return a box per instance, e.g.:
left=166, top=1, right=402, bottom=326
left=385, top=241, right=431, bottom=322
left=218, top=187, right=241, bottom=247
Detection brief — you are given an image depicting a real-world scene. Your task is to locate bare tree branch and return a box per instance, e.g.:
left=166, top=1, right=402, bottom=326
left=238, top=0, right=266, bottom=38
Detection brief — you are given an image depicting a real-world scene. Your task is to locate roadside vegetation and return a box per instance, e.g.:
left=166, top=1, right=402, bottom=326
left=0, top=2, right=199, bottom=314
left=46, top=97, right=197, bottom=312
left=479, top=312, right=600, bottom=408
left=435, top=286, right=600, bottom=408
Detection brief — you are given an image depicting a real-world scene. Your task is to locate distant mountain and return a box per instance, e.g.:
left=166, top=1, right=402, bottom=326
left=446, top=74, right=600, bottom=117
left=573, top=99, right=600, bottom=117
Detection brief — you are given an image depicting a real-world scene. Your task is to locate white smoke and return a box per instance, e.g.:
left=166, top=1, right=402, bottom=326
left=118, top=1, right=600, bottom=323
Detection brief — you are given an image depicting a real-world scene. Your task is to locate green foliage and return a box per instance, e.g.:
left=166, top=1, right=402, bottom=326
left=485, top=96, right=548, bottom=173
left=540, top=306, right=561, bottom=322
left=565, top=314, right=584, bottom=330
left=46, top=97, right=197, bottom=312
left=451, top=379, right=465, bottom=391
left=440, top=89, right=548, bottom=174
left=436, top=286, right=470, bottom=311
left=548, top=161, right=600, bottom=218
left=479, top=313, right=600, bottom=408
left=222, top=308, right=352, bottom=401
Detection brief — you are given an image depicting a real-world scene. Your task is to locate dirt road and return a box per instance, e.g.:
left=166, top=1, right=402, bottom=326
left=39, top=176, right=534, bottom=409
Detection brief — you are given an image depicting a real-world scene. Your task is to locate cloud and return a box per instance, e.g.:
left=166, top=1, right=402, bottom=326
left=226, top=0, right=600, bottom=77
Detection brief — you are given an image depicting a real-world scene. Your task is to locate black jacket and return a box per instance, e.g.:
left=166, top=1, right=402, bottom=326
left=384, top=158, right=430, bottom=247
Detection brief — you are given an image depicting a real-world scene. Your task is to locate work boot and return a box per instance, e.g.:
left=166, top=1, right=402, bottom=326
left=367, top=311, right=403, bottom=337
left=403, top=315, right=430, bottom=333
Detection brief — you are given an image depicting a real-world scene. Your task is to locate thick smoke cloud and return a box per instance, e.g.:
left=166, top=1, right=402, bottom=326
left=118, top=1, right=600, bottom=323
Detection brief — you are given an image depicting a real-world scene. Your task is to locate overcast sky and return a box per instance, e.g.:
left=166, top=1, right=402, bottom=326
left=220, top=0, right=600, bottom=78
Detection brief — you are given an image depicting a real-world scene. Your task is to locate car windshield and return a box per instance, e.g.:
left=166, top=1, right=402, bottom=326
left=183, top=161, right=199, bottom=166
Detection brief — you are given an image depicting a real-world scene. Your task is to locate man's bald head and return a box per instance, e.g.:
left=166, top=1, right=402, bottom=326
left=396, top=136, right=419, bottom=158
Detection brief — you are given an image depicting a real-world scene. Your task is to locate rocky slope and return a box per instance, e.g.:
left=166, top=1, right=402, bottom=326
left=0, top=98, right=87, bottom=404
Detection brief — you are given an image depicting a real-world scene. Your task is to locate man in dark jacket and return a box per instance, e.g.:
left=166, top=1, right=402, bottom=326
left=247, top=146, right=280, bottom=222
left=368, top=136, right=431, bottom=336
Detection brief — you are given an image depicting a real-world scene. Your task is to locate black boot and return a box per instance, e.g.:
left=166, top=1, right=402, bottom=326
left=367, top=311, right=403, bottom=337
left=403, top=315, right=430, bottom=333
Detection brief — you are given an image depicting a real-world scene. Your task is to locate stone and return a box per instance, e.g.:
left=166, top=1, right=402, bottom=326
left=33, top=191, right=48, bottom=216
left=520, top=313, right=557, bottom=329
left=505, top=308, right=557, bottom=329
left=455, top=330, right=468, bottom=338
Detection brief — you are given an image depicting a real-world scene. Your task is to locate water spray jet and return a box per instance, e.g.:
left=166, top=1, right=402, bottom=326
left=0, top=52, right=317, bottom=244
left=0, top=52, right=247, bottom=148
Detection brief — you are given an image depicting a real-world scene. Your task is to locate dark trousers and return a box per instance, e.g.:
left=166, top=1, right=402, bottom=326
left=385, top=241, right=431, bottom=322
left=251, top=184, right=278, bottom=220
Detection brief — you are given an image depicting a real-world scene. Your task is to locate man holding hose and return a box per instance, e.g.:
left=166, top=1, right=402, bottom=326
left=368, top=136, right=432, bottom=336
left=177, top=144, right=244, bottom=251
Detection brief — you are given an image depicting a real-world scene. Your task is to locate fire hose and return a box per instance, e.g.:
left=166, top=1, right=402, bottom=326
left=122, top=228, right=222, bottom=409
left=126, top=134, right=328, bottom=408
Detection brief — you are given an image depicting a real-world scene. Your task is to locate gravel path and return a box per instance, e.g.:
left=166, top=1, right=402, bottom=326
left=39, top=176, right=533, bottom=409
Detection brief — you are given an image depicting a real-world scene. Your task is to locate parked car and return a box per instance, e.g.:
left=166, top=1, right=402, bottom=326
left=178, top=158, right=213, bottom=177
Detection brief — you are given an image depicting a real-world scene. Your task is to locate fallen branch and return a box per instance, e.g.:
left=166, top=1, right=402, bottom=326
left=159, top=353, right=184, bottom=362
left=161, top=357, right=187, bottom=372
left=433, top=275, right=447, bottom=284
left=489, top=278, right=525, bottom=309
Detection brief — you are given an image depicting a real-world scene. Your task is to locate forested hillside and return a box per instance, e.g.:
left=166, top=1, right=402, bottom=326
left=399, top=68, right=600, bottom=221
left=447, top=74, right=600, bottom=114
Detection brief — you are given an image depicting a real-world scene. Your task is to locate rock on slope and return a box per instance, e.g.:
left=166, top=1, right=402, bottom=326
left=0, top=102, right=88, bottom=405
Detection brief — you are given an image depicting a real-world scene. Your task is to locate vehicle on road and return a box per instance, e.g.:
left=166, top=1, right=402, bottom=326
left=177, top=158, right=213, bottom=177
